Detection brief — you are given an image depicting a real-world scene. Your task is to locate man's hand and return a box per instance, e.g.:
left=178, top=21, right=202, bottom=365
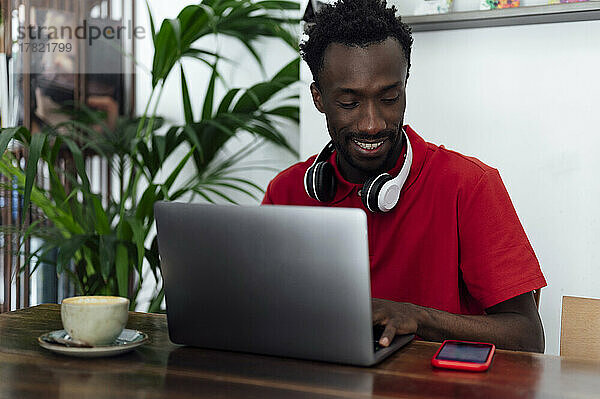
left=371, top=292, right=545, bottom=353
left=372, top=298, right=422, bottom=347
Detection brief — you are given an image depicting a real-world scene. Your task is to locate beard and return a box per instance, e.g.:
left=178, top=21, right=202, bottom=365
left=332, top=124, right=404, bottom=176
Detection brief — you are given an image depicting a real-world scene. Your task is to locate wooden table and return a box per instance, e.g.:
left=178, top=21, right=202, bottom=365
left=1, top=305, right=599, bottom=399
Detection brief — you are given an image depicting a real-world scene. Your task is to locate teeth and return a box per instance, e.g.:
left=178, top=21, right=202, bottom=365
left=353, top=140, right=384, bottom=150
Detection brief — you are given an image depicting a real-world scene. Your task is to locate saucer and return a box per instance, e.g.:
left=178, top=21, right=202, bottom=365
left=38, top=329, right=149, bottom=358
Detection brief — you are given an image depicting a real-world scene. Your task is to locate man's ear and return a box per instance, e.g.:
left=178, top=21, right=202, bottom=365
left=310, top=82, right=325, bottom=114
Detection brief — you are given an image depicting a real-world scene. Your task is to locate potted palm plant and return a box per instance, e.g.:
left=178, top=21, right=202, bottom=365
left=0, top=0, right=300, bottom=311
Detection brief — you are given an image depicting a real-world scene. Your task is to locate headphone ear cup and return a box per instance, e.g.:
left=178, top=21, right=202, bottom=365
left=314, top=161, right=336, bottom=202
left=361, top=174, right=392, bottom=212
left=305, top=163, right=318, bottom=199
left=306, top=161, right=336, bottom=202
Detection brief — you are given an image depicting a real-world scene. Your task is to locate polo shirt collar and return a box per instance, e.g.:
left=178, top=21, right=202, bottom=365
left=328, top=125, right=428, bottom=204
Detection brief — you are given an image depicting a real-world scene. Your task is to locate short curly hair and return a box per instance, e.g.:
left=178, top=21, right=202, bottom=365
left=300, top=0, right=413, bottom=87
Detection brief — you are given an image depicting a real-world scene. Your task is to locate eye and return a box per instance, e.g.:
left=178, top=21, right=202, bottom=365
left=338, top=101, right=358, bottom=109
left=382, top=95, right=400, bottom=104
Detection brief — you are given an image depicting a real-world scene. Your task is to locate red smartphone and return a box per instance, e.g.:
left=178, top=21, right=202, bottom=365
left=431, top=340, right=495, bottom=372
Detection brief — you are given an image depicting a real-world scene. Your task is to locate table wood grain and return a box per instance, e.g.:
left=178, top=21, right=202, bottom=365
left=1, top=304, right=599, bottom=399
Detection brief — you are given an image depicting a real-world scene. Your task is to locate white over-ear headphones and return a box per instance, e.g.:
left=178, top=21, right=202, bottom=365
left=304, top=128, right=413, bottom=212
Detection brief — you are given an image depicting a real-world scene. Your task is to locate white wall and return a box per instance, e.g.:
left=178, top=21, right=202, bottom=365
left=409, top=20, right=600, bottom=356
left=300, top=17, right=600, bottom=355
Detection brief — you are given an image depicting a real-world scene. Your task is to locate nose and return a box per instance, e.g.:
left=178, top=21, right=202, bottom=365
left=357, top=101, right=386, bottom=135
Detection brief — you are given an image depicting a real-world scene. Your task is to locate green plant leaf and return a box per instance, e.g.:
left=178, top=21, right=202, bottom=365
left=22, top=243, right=55, bottom=276
left=22, top=133, right=47, bottom=223
left=115, top=243, right=130, bottom=298
left=183, top=125, right=205, bottom=166
left=57, top=235, right=87, bottom=275
left=265, top=105, right=299, bottom=122
left=0, top=127, right=29, bottom=155
left=49, top=135, right=63, bottom=164
left=148, top=287, right=165, bottom=313
left=99, top=234, right=117, bottom=283
left=232, top=58, right=299, bottom=113
left=163, top=147, right=195, bottom=194
left=181, top=64, right=194, bottom=124
left=125, top=217, right=146, bottom=275
left=137, top=141, right=157, bottom=176
left=272, top=57, right=299, bottom=83
left=165, top=126, right=186, bottom=159
left=202, top=62, right=218, bottom=120
left=238, top=36, right=265, bottom=72
left=192, top=188, right=216, bottom=203
left=0, top=155, right=84, bottom=235
left=217, top=88, right=241, bottom=115
left=45, top=168, right=67, bottom=207
left=210, top=181, right=261, bottom=201
left=117, top=215, right=133, bottom=242
left=255, top=0, right=300, bottom=10
left=202, top=187, right=238, bottom=204
left=182, top=47, right=229, bottom=62
left=91, top=194, right=111, bottom=235
left=165, top=187, right=188, bottom=201
left=152, top=19, right=179, bottom=87
left=146, top=0, right=157, bottom=43
left=63, top=137, right=91, bottom=193
left=154, top=135, right=167, bottom=163
left=203, top=118, right=236, bottom=137
left=177, top=4, right=211, bottom=48
left=218, top=176, right=265, bottom=193
left=202, top=137, right=264, bottom=176
left=136, top=184, right=158, bottom=222
left=145, top=236, right=161, bottom=282
left=183, top=53, right=228, bottom=81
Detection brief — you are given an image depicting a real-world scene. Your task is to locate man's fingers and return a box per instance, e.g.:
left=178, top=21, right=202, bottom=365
left=371, top=301, right=387, bottom=324
left=372, top=309, right=388, bottom=324
left=379, top=323, right=397, bottom=347
left=372, top=299, right=418, bottom=346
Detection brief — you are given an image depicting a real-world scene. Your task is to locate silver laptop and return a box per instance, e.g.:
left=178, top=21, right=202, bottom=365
left=154, top=202, right=413, bottom=366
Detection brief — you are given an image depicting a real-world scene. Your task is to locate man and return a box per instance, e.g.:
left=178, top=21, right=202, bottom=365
left=262, top=0, right=546, bottom=352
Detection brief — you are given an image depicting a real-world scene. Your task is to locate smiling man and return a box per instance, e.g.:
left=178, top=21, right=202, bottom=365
left=262, top=0, right=547, bottom=352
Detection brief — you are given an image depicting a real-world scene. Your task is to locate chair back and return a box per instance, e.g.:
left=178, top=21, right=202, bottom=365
left=560, top=296, right=600, bottom=360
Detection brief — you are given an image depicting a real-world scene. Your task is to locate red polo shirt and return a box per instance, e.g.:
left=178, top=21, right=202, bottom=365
left=262, top=126, right=546, bottom=315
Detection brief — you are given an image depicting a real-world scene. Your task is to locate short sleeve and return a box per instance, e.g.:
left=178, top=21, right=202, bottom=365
left=261, top=181, right=274, bottom=204
left=458, top=169, right=546, bottom=309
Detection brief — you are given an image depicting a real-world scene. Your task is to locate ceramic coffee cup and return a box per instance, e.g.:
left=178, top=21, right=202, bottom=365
left=61, top=296, right=129, bottom=346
